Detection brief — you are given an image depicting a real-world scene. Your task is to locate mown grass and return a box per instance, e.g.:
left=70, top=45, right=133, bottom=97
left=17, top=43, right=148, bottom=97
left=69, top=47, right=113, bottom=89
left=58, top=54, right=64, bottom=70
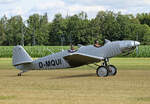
left=0, top=45, right=150, bottom=57
left=0, top=96, right=16, bottom=100
left=0, top=58, right=150, bottom=104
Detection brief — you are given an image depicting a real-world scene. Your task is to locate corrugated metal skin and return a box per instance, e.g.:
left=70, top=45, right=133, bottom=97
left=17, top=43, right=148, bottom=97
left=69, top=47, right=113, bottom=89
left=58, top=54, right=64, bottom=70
left=77, top=41, right=121, bottom=58
left=12, top=46, right=33, bottom=66
left=14, top=40, right=137, bottom=71
left=32, top=50, right=71, bottom=70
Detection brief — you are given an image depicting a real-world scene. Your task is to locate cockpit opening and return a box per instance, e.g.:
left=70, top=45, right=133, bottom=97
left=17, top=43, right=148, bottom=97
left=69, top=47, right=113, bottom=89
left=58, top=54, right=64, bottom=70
left=93, top=39, right=111, bottom=48
left=68, top=44, right=77, bottom=53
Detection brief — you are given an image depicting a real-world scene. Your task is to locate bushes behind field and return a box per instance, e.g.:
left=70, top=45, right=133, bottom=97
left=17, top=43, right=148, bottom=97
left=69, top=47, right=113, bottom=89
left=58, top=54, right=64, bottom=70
left=0, top=46, right=150, bottom=58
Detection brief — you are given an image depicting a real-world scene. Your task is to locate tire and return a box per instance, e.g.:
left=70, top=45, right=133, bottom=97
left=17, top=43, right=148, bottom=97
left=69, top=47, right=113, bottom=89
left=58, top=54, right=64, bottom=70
left=108, top=65, right=117, bottom=76
left=96, top=66, right=108, bottom=77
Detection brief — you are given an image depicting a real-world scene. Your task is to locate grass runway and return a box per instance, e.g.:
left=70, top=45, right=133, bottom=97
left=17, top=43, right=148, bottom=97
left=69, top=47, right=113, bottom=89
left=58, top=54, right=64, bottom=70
left=0, top=58, right=150, bottom=104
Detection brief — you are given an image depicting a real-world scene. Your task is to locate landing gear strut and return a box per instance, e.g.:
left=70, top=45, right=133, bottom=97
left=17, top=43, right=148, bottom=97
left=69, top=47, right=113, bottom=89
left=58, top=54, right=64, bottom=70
left=96, top=58, right=117, bottom=77
left=18, top=70, right=27, bottom=76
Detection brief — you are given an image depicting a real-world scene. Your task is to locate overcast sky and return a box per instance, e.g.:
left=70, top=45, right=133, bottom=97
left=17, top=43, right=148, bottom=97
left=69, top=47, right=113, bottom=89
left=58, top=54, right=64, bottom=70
left=0, top=0, right=150, bottom=21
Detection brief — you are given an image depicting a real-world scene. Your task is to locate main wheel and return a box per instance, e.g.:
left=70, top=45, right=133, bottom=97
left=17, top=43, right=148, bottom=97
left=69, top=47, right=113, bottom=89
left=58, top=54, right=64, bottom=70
left=96, top=66, right=108, bottom=77
left=108, top=65, right=117, bottom=76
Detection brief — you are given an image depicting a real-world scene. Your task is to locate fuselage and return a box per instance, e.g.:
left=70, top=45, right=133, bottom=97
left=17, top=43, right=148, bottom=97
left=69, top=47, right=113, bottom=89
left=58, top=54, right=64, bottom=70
left=16, top=40, right=140, bottom=70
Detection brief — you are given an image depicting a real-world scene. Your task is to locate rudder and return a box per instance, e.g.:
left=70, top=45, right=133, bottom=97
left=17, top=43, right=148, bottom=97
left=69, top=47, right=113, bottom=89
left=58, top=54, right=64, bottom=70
left=12, top=45, right=33, bottom=66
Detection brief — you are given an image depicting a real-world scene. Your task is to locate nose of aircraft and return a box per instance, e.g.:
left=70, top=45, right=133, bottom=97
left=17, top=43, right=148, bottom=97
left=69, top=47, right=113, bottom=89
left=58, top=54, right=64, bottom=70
left=120, top=40, right=140, bottom=52
left=134, top=41, right=140, bottom=46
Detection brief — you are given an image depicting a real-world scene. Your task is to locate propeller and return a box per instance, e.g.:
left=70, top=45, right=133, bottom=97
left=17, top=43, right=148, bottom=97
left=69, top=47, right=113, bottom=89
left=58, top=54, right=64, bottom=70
left=136, top=33, right=139, bottom=56
left=122, top=50, right=134, bottom=56
left=136, top=44, right=139, bottom=55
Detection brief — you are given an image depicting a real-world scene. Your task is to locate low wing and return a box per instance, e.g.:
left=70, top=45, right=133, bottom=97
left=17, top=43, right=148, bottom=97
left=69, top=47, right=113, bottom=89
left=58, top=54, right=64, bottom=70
left=63, top=53, right=104, bottom=67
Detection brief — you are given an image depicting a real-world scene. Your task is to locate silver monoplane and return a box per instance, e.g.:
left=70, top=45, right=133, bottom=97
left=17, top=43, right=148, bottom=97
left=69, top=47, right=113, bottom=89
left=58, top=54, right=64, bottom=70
left=12, top=39, right=140, bottom=77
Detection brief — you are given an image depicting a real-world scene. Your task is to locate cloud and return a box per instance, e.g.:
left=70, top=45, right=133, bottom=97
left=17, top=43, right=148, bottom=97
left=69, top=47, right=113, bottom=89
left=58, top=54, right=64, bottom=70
left=0, top=0, right=16, bottom=4
left=28, top=0, right=107, bottom=20
left=24, top=0, right=150, bottom=21
left=1, top=0, right=150, bottom=21
left=68, top=5, right=106, bottom=13
left=65, top=0, right=150, bottom=9
left=37, top=0, right=65, bottom=10
left=0, top=6, right=28, bottom=20
left=66, top=4, right=107, bottom=19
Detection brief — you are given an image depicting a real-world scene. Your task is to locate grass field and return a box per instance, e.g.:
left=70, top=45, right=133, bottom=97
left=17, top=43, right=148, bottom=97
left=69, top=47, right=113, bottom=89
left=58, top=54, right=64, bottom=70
left=0, top=58, right=150, bottom=104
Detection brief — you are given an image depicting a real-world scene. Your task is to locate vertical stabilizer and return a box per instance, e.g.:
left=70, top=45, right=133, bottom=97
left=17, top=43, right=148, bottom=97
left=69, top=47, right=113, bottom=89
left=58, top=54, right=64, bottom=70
left=12, top=45, right=33, bottom=66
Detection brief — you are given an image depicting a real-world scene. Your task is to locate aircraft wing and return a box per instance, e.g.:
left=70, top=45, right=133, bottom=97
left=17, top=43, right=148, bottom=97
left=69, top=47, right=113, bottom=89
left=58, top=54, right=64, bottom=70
left=63, top=53, right=104, bottom=67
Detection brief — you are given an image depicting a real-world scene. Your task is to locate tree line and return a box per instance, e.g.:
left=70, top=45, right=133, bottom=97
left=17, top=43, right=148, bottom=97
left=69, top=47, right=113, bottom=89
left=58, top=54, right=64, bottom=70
left=0, top=11, right=150, bottom=46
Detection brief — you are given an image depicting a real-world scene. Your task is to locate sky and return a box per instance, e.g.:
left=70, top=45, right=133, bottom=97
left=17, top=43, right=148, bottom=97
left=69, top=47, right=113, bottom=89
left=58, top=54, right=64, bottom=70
left=0, top=0, right=150, bottom=21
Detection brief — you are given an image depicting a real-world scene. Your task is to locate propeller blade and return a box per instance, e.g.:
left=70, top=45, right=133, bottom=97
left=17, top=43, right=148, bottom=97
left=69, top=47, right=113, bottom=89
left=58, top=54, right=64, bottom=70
left=136, top=46, right=139, bottom=55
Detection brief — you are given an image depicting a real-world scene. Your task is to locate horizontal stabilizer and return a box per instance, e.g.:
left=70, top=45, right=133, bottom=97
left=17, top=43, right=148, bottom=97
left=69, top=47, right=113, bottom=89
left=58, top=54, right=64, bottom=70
left=12, top=45, right=33, bottom=66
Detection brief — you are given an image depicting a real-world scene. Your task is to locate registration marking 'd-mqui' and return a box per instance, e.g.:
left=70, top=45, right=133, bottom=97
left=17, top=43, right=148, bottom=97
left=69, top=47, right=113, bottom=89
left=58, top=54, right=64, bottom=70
left=39, top=59, right=62, bottom=68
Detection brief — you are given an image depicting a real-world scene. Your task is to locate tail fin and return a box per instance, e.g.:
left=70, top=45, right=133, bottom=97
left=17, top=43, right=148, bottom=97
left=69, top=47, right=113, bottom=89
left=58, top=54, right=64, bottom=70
left=12, top=45, right=33, bottom=66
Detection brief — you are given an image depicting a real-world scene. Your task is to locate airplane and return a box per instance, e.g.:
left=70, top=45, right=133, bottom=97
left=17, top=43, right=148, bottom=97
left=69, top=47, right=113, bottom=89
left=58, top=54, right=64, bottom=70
left=12, top=39, right=140, bottom=77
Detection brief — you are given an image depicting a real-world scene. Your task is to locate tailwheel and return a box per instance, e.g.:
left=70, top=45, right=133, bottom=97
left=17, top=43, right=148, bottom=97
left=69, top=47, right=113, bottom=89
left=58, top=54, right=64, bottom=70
left=107, top=65, right=117, bottom=76
left=96, top=66, right=108, bottom=77
left=17, top=70, right=27, bottom=76
left=18, top=73, right=22, bottom=76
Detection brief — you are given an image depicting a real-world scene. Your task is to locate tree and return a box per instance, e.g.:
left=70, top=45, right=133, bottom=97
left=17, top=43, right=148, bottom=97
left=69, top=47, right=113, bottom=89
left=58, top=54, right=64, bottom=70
left=5, top=15, right=23, bottom=45
left=48, top=13, right=67, bottom=45
left=0, top=11, right=150, bottom=46
left=26, top=13, right=49, bottom=45
left=95, top=11, right=122, bottom=41
left=65, top=12, right=92, bottom=45
left=137, top=13, right=150, bottom=26
left=0, top=15, right=7, bottom=45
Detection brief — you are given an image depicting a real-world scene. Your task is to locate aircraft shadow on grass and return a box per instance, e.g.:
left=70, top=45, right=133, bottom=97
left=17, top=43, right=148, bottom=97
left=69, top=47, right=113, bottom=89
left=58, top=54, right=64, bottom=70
left=50, top=73, right=96, bottom=79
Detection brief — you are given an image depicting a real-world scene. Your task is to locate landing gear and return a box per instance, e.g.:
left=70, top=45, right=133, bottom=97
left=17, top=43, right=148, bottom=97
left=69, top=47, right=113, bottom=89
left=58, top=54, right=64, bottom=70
left=107, top=65, right=117, bottom=76
left=18, top=73, right=21, bottom=76
left=96, top=58, right=117, bottom=77
left=17, top=70, right=27, bottom=76
left=96, top=66, right=108, bottom=77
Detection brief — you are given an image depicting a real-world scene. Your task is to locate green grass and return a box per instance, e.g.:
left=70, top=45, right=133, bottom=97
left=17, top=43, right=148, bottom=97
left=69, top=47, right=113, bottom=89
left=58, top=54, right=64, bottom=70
left=111, top=58, right=150, bottom=70
left=0, top=45, right=150, bottom=57
left=2, top=58, right=150, bottom=70
left=0, top=58, right=150, bottom=104
left=0, top=96, right=16, bottom=100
